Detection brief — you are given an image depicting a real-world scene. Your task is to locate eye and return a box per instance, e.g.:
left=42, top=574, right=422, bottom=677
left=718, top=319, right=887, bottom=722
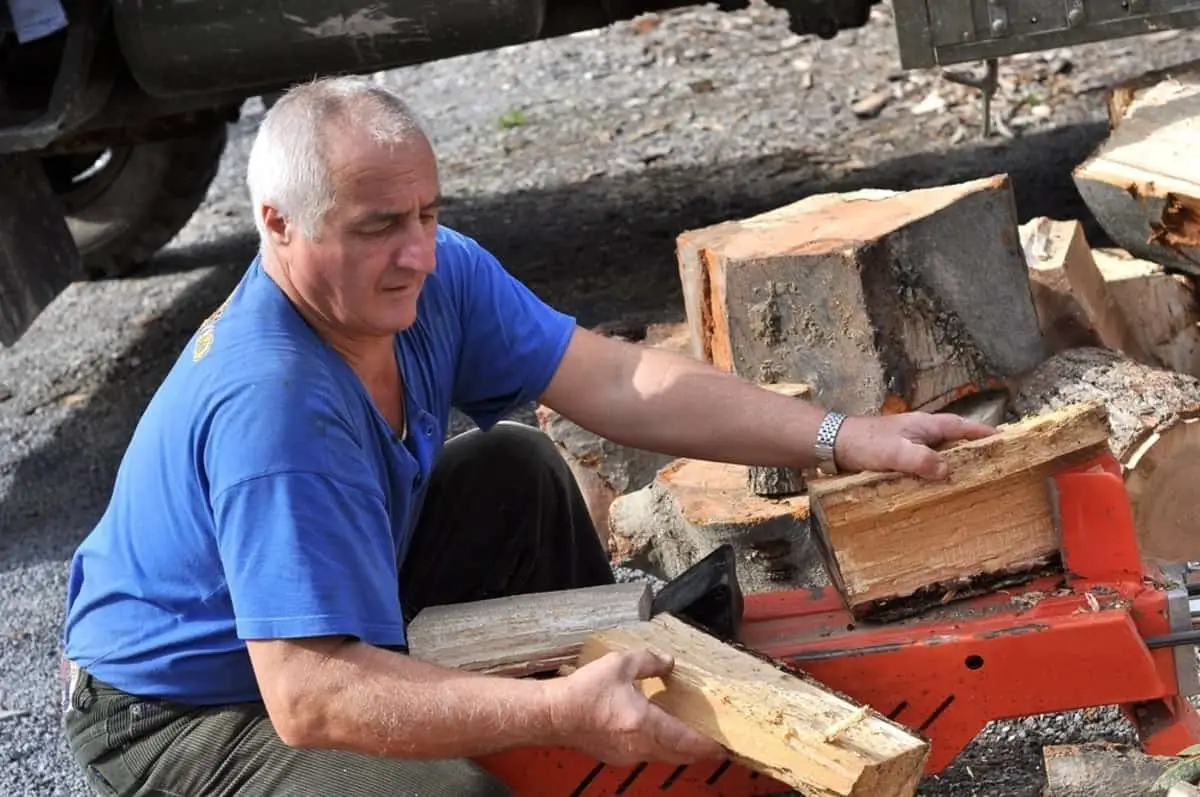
left=358, top=218, right=394, bottom=235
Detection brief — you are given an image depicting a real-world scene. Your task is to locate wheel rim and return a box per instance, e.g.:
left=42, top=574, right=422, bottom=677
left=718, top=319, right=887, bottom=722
left=40, top=146, right=136, bottom=214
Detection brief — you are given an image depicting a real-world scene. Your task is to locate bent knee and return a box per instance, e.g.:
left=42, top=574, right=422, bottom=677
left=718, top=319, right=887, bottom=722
left=446, top=421, right=562, bottom=472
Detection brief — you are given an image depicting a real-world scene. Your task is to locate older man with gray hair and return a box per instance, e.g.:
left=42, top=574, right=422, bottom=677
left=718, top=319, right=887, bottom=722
left=58, top=76, right=993, bottom=795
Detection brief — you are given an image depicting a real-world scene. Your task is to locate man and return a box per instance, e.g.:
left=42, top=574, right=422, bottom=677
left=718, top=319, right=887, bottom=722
left=60, top=76, right=994, bottom=796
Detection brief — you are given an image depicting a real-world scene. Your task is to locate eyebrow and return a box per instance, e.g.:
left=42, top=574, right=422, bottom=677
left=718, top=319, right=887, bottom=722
left=357, top=197, right=442, bottom=225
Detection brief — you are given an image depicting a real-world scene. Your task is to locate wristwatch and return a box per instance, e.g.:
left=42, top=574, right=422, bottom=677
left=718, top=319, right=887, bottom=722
left=814, top=410, right=847, bottom=474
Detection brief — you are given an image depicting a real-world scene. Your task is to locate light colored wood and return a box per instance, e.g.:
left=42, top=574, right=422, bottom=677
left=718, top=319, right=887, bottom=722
left=674, top=175, right=1046, bottom=415
left=405, top=582, right=652, bottom=676
left=748, top=382, right=813, bottom=497
left=1020, top=217, right=1146, bottom=360
left=577, top=614, right=930, bottom=797
left=806, top=402, right=1112, bottom=620
left=1092, top=247, right=1200, bottom=378
left=1019, top=218, right=1102, bottom=353
left=1042, top=742, right=1175, bottom=797
left=1105, top=59, right=1200, bottom=128
left=1074, top=66, right=1200, bottom=277
left=1124, top=410, right=1200, bottom=565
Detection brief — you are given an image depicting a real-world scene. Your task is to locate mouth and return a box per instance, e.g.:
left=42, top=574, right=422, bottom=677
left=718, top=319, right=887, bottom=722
left=383, top=283, right=419, bottom=294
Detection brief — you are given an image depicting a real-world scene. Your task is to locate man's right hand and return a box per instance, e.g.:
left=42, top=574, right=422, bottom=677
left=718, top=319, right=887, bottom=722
left=545, top=649, right=726, bottom=766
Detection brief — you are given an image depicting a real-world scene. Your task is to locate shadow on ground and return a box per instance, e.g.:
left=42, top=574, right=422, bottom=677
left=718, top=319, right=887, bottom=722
left=0, top=118, right=1111, bottom=569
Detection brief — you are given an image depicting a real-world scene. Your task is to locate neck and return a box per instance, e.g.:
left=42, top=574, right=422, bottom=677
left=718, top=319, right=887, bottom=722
left=261, top=248, right=394, bottom=379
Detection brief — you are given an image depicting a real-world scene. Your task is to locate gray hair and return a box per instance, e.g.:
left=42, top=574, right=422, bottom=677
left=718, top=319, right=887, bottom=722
left=245, top=76, right=428, bottom=242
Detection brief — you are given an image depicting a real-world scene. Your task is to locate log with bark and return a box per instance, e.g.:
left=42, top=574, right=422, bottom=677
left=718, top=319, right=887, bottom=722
left=1074, top=62, right=1200, bottom=278
left=1042, top=742, right=1178, bottom=797
left=674, top=174, right=1047, bottom=415
left=607, top=457, right=826, bottom=594
left=404, top=582, right=652, bottom=677
left=806, top=402, right=1112, bottom=621
left=578, top=613, right=931, bottom=797
left=1013, top=347, right=1200, bottom=565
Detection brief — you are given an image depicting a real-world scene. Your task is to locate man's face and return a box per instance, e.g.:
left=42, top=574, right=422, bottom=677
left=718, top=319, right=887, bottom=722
left=275, top=127, right=441, bottom=338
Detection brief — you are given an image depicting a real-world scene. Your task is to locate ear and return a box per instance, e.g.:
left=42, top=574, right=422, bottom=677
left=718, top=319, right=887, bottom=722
left=260, top=204, right=292, bottom=246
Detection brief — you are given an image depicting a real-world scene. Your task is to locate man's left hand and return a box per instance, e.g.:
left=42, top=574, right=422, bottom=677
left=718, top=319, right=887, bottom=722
left=832, top=412, right=997, bottom=480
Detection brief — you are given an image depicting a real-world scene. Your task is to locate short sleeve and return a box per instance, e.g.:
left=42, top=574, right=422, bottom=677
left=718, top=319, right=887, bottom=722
left=447, top=232, right=578, bottom=430
left=204, top=369, right=405, bottom=646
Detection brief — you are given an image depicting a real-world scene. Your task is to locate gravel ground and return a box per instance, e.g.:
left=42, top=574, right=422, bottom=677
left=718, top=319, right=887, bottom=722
left=4, top=1, right=1200, bottom=794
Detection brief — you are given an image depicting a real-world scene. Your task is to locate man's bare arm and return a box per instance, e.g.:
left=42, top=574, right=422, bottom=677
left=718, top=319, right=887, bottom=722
left=539, top=327, right=830, bottom=470
left=538, top=327, right=995, bottom=479
left=247, top=637, right=559, bottom=759
left=246, top=635, right=724, bottom=766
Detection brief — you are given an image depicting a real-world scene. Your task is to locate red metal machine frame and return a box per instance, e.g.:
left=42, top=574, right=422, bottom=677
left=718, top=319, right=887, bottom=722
left=475, top=452, right=1200, bottom=796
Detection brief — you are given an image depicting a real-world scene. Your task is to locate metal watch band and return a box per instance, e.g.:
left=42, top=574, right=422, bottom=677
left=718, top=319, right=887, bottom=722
left=814, top=410, right=847, bottom=464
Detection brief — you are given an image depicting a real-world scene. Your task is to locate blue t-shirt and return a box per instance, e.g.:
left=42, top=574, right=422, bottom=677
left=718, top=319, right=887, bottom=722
left=61, top=226, right=577, bottom=705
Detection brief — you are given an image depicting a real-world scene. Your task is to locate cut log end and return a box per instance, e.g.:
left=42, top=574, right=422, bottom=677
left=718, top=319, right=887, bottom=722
left=1019, top=217, right=1144, bottom=360
left=1075, top=64, right=1200, bottom=277
left=1125, top=412, right=1200, bottom=565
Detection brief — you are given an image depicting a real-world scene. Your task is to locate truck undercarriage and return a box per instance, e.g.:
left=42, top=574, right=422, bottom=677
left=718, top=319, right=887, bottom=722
left=2, top=0, right=1199, bottom=346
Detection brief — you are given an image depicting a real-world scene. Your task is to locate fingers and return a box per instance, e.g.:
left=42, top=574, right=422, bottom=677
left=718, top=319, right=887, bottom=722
left=644, top=704, right=726, bottom=763
left=933, top=412, right=996, bottom=441
left=620, top=648, right=675, bottom=681
left=893, top=439, right=948, bottom=480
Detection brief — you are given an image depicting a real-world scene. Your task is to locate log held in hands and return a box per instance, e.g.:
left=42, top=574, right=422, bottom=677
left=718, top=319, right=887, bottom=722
left=404, top=581, right=653, bottom=676
left=805, top=401, right=1113, bottom=622
left=578, top=614, right=930, bottom=797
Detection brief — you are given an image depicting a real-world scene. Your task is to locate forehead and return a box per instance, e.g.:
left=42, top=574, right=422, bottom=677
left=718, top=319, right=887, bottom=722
left=325, top=129, right=438, bottom=205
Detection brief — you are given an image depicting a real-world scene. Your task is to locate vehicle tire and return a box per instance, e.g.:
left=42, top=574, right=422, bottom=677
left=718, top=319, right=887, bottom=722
left=39, top=121, right=229, bottom=279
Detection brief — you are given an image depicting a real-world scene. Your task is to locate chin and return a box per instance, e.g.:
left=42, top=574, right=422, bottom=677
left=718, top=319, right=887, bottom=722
left=378, top=297, right=420, bottom=333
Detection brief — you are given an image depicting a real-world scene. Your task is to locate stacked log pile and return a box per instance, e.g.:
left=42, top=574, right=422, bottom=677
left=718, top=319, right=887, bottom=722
left=531, top=61, right=1200, bottom=593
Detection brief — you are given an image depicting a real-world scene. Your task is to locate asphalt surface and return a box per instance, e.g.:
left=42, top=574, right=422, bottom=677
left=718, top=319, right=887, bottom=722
left=5, top=2, right=1200, bottom=794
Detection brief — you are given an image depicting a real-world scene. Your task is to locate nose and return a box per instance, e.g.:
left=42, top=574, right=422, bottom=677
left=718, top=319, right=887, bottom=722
left=392, top=225, right=437, bottom=274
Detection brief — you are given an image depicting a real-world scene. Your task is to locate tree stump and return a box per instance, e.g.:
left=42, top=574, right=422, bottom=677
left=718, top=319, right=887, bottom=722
left=1013, top=347, right=1200, bottom=565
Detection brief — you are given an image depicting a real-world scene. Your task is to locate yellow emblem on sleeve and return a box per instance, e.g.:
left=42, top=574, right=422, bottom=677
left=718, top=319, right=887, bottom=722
left=191, top=291, right=234, bottom=362
left=192, top=328, right=214, bottom=361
